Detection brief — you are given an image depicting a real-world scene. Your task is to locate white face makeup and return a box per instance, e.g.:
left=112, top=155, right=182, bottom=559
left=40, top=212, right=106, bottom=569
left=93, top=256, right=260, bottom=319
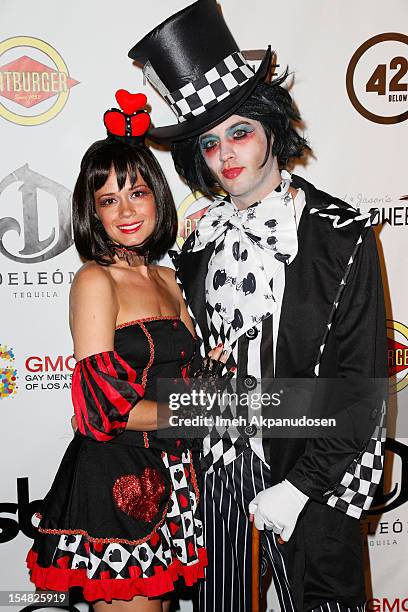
left=199, top=114, right=281, bottom=209
left=94, top=167, right=156, bottom=248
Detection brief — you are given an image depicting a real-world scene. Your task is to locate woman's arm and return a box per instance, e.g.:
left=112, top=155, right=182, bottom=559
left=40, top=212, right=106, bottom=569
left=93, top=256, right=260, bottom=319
left=70, top=263, right=160, bottom=433
left=69, top=263, right=118, bottom=360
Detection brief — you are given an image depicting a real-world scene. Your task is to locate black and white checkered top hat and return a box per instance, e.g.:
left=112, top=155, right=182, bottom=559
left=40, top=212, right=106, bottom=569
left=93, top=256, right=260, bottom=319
left=128, top=0, right=271, bottom=143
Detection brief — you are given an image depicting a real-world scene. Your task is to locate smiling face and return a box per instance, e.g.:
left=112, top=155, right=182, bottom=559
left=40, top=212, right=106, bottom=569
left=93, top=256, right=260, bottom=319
left=94, top=166, right=156, bottom=248
left=198, top=115, right=281, bottom=209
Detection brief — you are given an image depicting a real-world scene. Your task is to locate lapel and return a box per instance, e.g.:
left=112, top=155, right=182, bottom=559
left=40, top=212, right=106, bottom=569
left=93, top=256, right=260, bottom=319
left=275, top=174, right=358, bottom=377
left=175, top=232, right=215, bottom=347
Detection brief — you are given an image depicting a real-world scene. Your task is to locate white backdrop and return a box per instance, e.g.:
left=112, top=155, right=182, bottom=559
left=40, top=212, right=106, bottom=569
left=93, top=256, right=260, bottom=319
left=1, top=1, right=407, bottom=610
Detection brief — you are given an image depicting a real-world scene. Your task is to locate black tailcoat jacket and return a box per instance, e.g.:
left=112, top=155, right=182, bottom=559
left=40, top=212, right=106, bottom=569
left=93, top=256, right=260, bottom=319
left=174, top=174, right=387, bottom=609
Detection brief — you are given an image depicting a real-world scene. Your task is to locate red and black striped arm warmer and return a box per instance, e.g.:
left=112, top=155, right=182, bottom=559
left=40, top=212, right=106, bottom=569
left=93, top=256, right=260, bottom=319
left=71, top=351, right=145, bottom=442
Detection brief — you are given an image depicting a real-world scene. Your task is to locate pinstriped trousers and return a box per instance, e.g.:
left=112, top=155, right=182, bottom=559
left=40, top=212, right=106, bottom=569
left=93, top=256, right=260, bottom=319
left=198, top=447, right=366, bottom=612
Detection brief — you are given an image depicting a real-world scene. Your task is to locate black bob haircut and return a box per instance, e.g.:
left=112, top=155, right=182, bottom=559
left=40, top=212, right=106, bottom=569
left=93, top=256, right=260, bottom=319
left=171, top=73, right=309, bottom=197
left=72, top=139, right=177, bottom=265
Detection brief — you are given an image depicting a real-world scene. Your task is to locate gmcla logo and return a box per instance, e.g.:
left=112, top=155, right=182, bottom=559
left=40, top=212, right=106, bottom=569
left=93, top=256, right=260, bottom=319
left=0, top=36, right=79, bottom=125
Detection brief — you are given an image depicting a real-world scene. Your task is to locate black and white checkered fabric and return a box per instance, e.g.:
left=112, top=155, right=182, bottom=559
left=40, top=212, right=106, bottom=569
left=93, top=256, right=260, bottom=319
left=325, top=403, right=386, bottom=519
left=163, top=52, right=254, bottom=122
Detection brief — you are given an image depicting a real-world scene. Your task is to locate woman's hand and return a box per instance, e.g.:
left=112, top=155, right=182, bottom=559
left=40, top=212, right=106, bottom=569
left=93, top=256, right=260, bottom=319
left=193, top=344, right=235, bottom=381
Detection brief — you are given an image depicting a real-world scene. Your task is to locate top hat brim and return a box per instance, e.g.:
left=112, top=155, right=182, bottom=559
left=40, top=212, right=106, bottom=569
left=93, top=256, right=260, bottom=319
left=147, top=47, right=272, bottom=144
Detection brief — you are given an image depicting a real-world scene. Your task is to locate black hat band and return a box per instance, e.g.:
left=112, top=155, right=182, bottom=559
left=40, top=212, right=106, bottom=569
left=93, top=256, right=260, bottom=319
left=145, top=51, right=255, bottom=124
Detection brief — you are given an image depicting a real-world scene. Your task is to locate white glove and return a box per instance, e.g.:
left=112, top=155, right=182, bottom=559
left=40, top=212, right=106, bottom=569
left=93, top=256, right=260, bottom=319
left=248, top=480, right=308, bottom=542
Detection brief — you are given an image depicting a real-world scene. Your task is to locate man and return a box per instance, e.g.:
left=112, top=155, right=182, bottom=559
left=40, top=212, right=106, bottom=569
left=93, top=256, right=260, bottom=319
left=129, top=1, right=387, bottom=610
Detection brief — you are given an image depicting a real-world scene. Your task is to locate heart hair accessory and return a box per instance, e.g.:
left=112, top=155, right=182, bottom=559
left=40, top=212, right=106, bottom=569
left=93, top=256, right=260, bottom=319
left=103, top=89, right=151, bottom=144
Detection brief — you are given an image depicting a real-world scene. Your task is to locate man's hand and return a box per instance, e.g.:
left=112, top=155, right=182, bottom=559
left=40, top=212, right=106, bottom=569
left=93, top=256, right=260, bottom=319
left=248, top=480, right=309, bottom=542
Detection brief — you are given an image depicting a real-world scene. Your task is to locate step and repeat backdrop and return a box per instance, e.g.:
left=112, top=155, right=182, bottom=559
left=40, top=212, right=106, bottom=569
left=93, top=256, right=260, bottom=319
left=0, top=1, right=407, bottom=610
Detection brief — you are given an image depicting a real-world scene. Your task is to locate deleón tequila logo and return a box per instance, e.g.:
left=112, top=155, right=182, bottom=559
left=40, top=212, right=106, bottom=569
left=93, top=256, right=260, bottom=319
left=0, top=164, right=73, bottom=263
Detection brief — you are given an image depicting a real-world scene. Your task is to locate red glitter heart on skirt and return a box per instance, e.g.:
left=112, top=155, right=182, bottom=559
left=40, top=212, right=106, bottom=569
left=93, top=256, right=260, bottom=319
left=113, top=469, right=166, bottom=523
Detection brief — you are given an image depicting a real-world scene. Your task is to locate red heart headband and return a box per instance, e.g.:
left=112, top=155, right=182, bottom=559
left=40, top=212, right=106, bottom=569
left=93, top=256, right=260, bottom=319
left=103, top=89, right=151, bottom=140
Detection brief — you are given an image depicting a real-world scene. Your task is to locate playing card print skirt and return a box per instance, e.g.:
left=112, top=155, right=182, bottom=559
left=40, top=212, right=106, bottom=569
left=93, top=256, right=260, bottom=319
left=26, top=432, right=207, bottom=602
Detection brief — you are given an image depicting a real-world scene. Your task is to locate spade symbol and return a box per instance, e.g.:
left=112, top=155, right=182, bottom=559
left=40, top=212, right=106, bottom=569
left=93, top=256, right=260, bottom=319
left=108, top=548, right=122, bottom=563
left=174, top=543, right=183, bottom=556
left=213, top=269, right=227, bottom=290
left=242, top=273, right=256, bottom=295
left=231, top=309, right=244, bottom=331
left=174, top=469, right=183, bottom=483
left=196, top=524, right=203, bottom=537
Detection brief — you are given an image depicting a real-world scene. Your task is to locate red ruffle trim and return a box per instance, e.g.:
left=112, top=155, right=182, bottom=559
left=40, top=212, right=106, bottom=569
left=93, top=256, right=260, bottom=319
left=26, top=547, right=207, bottom=602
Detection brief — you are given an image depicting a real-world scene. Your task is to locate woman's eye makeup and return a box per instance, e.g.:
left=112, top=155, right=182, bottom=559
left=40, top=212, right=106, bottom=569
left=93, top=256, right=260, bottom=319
left=131, top=188, right=150, bottom=198
left=99, top=197, right=116, bottom=207
left=97, top=187, right=151, bottom=206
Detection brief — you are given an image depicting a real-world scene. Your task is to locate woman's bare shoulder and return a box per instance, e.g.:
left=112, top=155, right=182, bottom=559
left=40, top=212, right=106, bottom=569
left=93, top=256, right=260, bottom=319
left=70, top=262, right=117, bottom=313
left=71, top=261, right=114, bottom=293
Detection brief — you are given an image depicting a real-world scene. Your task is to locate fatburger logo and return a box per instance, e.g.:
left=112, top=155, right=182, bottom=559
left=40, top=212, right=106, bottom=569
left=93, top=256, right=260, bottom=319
left=346, top=32, right=407, bottom=124
left=387, top=320, right=408, bottom=393
left=176, top=191, right=210, bottom=248
left=0, top=36, right=79, bottom=126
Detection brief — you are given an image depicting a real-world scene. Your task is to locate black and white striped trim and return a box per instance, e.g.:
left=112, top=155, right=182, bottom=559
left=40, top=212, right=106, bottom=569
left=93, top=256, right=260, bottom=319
left=162, top=52, right=254, bottom=123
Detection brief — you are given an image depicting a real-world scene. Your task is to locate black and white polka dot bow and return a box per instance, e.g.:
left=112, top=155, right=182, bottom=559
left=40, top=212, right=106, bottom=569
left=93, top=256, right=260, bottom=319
left=192, top=172, right=298, bottom=344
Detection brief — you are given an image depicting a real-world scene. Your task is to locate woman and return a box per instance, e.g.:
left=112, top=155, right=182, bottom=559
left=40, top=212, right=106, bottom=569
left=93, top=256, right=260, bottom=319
left=26, top=92, right=223, bottom=611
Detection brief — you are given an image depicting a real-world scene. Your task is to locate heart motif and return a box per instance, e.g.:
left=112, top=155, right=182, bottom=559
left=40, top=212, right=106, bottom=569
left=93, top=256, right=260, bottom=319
left=179, top=493, right=188, bottom=509
left=149, top=531, right=160, bottom=547
left=104, top=110, right=150, bottom=138
left=113, top=469, right=166, bottom=523
left=130, top=112, right=151, bottom=136
left=104, top=111, right=125, bottom=137
left=115, top=90, right=147, bottom=114
left=169, top=521, right=179, bottom=536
